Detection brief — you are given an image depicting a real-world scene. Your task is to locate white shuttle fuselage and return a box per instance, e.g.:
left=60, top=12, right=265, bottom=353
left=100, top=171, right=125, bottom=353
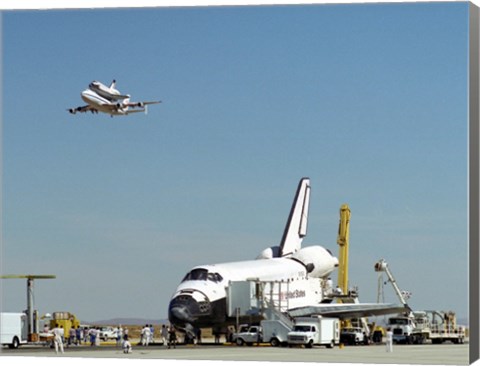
left=88, top=80, right=129, bottom=101
left=168, top=178, right=339, bottom=332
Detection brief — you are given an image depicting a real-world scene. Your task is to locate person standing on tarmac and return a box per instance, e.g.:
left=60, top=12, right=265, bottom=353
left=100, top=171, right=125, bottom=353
left=150, top=324, right=155, bottom=344
left=51, top=325, right=65, bottom=355
left=141, top=324, right=151, bottom=346
left=116, top=325, right=123, bottom=347
left=168, top=326, right=177, bottom=349
left=76, top=326, right=82, bottom=345
left=161, top=324, right=169, bottom=348
left=123, top=332, right=132, bottom=354
left=386, top=328, right=393, bottom=353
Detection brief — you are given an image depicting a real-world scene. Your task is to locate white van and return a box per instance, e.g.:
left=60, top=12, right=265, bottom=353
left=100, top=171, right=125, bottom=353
left=1, top=312, right=29, bottom=348
left=288, top=317, right=339, bottom=348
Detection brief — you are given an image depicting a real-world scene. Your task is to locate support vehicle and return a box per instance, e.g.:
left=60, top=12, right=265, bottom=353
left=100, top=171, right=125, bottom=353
left=49, top=312, right=80, bottom=341
left=232, top=319, right=292, bottom=347
left=100, top=326, right=118, bottom=341
left=0, top=312, right=28, bottom=349
left=261, top=319, right=291, bottom=346
left=387, top=311, right=466, bottom=344
left=232, top=325, right=262, bottom=346
left=287, top=317, right=339, bottom=348
left=340, top=326, right=366, bottom=345
left=376, top=259, right=465, bottom=345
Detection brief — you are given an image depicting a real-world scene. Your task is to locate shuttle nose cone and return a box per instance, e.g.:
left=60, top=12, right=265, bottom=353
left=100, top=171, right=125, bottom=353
left=170, top=305, right=194, bottom=323
left=168, top=291, right=214, bottom=329
left=168, top=294, right=202, bottom=327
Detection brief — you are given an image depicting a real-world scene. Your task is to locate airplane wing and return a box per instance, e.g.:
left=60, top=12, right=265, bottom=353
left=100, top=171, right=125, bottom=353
left=287, top=303, right=409, bottom=319
left=125, top=108, right=147, bottom=114
left=125, top=100, right=162, bottom=108
left=68, top=105, right=97, bottom=114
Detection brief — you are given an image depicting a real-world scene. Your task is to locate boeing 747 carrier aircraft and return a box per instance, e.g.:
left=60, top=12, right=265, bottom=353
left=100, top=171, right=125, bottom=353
left=68, top=79, right=161, bottom=117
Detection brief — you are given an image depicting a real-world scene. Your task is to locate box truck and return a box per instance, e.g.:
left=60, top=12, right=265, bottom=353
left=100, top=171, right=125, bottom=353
left=1, top=312, right=28, bottom=348
left=287, top=317, right=339, bottom=348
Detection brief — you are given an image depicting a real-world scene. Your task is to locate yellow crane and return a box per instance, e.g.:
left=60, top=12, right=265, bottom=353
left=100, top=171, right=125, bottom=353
left=336, top=204, right=351, bottom=295
left=335, top=205, right=382, bottom=341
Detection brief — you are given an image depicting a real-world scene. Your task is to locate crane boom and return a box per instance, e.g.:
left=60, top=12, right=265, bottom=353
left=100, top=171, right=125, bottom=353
left=374, top=259, right=409, bottom=306
left=336, top=204, right=351, bottom=294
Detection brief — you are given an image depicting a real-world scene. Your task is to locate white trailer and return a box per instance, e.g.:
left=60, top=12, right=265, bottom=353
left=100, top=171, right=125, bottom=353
left=1, top=312, right=28, bottom=349
left=288, top=317, right=339, bottom=348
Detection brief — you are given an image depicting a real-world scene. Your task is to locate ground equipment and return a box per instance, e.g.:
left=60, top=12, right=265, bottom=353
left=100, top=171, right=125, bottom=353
left=49, top=312, right=80, bottom=340
left=375, top=259, right=465, bottom=344
left=0, top=274, right=56, bottom=342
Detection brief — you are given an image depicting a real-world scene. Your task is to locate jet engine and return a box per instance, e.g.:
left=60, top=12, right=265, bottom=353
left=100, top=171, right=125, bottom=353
left=290, top=246, right=338, bottom=278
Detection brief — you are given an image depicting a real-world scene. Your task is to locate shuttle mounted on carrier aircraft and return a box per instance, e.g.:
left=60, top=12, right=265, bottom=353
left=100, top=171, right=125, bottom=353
left=168, top=178, right=407, bottom=337
left=68, top=79, right=161, bottom=117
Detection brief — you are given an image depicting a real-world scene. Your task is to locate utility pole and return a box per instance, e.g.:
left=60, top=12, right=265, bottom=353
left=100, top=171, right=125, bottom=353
left=1, top=274, right=56, bottom=341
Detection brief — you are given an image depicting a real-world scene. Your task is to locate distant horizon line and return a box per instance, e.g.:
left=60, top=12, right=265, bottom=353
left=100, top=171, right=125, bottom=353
left=80, top=317, right=169, bottom=326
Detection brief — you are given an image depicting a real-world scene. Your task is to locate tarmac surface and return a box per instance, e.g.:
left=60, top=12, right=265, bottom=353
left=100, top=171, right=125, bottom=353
left=0, top=341, right=470, bottom=365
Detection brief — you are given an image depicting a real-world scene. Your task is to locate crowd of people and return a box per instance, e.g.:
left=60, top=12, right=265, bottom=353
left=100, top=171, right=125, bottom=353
left=45, top=323, right=179, bottom=355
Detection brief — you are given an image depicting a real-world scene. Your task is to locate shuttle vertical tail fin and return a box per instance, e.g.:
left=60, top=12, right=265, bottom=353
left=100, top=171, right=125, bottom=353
left=109, top=79, right=117, bottom=89
left=279, top=177, right=311, bottom=257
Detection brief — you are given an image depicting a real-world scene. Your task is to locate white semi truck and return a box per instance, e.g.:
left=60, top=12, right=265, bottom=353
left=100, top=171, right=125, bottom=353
left=375, top=259, right=466, bottom=345
left=0, top=312, right=29, bottom=349
left=287, top=317, right=339, bottom=348
left=387, top=311, right=466, bottom=344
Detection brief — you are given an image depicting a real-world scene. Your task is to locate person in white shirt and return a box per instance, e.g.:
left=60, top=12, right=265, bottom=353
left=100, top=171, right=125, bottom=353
left=325, top=277, right=333, bottom=295
left=123, top=332, right=132, bottom=354
left=116, top=326, right=123, bottom=347
left=386, top=329, right=393, bottom=353
left=141, top=324, right=151, bottom=346
left=51, top=325, right=64, bottom=354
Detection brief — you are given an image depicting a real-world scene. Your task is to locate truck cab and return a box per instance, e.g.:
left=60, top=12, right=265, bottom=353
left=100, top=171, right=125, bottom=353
left=340, top=327, right=366, bottom=345
left=232, top=325, right=262, bottom=346
left=387, top=316, right=415, bottom=343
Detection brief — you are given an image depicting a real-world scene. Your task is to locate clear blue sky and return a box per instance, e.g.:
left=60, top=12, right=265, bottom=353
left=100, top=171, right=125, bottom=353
left=1, top=2, right=470, bottom=322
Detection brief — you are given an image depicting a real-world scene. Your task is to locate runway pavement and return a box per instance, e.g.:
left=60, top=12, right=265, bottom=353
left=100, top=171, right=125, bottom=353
left=0, top=342, right=469, bottom=365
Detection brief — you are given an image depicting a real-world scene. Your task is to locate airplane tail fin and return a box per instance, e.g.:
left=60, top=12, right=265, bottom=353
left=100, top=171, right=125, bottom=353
left=279, top=177, right=311, bottom=257
left=110, top=79, right=117, bottom=89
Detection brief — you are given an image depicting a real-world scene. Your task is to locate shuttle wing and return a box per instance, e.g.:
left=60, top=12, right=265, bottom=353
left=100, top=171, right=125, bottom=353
left=279, top=177, right=311, bottom=257
left=287, top=303, right=409, bottom=319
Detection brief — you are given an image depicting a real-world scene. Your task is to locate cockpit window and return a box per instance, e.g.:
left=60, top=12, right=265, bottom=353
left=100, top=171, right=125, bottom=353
left=182, top=269, right=223, bottom=283
left=208, top=272, right=223, bottom=283
left=182, top=269, right=207, bottom=281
